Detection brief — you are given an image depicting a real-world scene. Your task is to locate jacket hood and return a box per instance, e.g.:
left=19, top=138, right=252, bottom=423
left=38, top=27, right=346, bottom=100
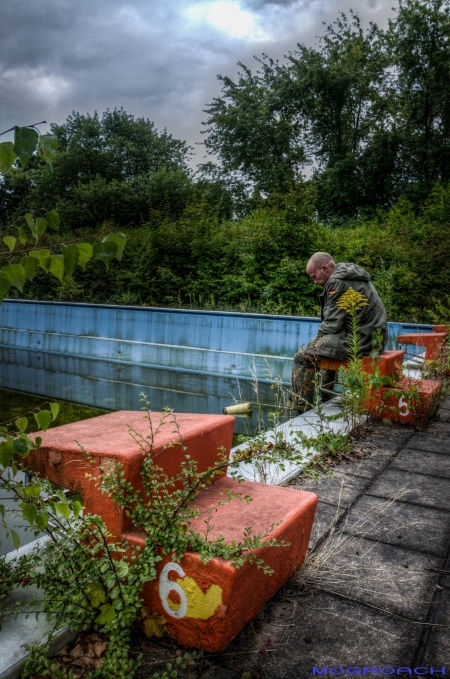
left=331, top=262, right=371, bottom=282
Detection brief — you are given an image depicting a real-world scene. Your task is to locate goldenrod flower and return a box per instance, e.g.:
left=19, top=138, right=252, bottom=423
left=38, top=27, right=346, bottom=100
left=336, top=287, right=369, bottom=316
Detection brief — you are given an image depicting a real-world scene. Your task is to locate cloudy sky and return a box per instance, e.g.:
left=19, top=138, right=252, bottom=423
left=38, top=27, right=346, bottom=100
left=1, top=0, right=395, bottom=164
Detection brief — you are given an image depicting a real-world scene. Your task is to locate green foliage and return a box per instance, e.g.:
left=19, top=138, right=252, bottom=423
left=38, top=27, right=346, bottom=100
left=0, top=109, right=206, bottom=232
left=0, top=124, right=57, bottom=174
left=0, top=122, right=127, bottom=304
left=0, top=207, right=126, bottom=302
left=202, top=1, right=450, bottom=220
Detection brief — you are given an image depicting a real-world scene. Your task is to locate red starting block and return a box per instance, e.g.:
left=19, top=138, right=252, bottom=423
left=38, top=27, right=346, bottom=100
left=318, top=349, right=404, bottom=377
left=318, top=348, right=441, bottom=426
left=367, top=376, right=441, bottom=427
left=397, top=330, right=448, bottom=361
left=28, top=411, right=318, bottom=652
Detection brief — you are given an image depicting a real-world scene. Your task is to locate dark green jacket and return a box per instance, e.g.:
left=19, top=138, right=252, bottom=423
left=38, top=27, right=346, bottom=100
left=307, top=262, right=387, bottom=360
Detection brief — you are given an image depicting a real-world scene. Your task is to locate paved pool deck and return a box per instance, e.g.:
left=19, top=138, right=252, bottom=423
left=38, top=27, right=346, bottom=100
left=132, top=399, right=450, bottom=679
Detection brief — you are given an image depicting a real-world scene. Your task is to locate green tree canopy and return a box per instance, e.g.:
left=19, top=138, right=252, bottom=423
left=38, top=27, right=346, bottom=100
left=202, top=0, right=450, bottom=220
left=0, top=109, right=196, bottom=231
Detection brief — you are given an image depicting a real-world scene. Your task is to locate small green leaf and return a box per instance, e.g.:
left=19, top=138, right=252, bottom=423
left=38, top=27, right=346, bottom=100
left=24, top=484, right=42, bottom=497
left=35, top=511, right=49, bottom=530
left=46, top=209, right=60, bottom=231
left=86, top=582, right=106, bottom=608
left=29, top=249, right=52, bottom=272
left=35, top=217, right=47, bottom=242
left=55, top=502, right=70, bottom=519
left=77, top=242, right=93, bottom=271
left=34, top=436, right=42, bottom=448
left=14, top=126, right=39, bottom=169
left=116, top=562, right=129, bottom=578
left=11, top=529, right=20, bottom=549
left=24, top=213, right=36, bottom=237
left=49, top=403, right=59, bottom=421
left=103, top=232, right=126, bottom=261
left=93, top=241, right=117, bottom=271
left=20, top=256, right=39, bottom=281
left=3, top=236, right=16, bottom=252
left=15, top=417, right=28, bottom=433
left=34, top=410, right=52, bottom=432
left=13, top=437, right=29, bottom=455
left=49, top=254, right=64, bottom=282
left=96, top=603, right=116, bottom=625
left=21, top=502, right=38, bottom=525
left=60, top=244, right=79, bottom=277
left=39, top=134, right=58, bottom=164
left=1, top=263, right=26, bottom=292
left=0, top=441, right=14, bottom=467
left=0, top=141, right=16, bottom=174
left=18, top=226, right=27, bottom=244
left=72, top=500, right=83, bottom=518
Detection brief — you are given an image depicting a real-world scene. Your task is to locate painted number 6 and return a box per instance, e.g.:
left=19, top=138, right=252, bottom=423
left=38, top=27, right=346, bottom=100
left=398, top=395, right=410, bottom=417
left=159, top=562, right=188, bottom=619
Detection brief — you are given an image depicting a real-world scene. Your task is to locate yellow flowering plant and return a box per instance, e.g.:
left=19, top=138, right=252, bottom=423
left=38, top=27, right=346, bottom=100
left=335, top=287, right=370, bottom=427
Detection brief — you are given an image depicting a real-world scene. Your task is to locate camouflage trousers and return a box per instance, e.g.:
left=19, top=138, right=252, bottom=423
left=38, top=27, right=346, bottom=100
left=290, top=350, right=336, bottom=411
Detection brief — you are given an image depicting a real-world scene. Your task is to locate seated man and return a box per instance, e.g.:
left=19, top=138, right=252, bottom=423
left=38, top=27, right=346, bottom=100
left=290, top=252, right=387, bottom=411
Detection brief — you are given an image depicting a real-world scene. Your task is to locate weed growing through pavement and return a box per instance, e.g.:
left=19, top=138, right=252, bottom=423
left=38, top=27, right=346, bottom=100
left=293, top=487, right=448, bottom=617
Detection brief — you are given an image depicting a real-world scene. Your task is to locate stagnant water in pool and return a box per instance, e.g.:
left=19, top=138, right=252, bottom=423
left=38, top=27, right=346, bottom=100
left=0, top=387, right=110, bottom=432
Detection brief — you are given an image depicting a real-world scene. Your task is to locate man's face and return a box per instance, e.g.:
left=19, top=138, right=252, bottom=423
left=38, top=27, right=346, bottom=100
left=306, top=262, right=333, bottom=286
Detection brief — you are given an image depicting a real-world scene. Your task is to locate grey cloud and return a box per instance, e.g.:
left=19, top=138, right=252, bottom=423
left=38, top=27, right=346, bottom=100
left=0, top=0, right=396, bottom=160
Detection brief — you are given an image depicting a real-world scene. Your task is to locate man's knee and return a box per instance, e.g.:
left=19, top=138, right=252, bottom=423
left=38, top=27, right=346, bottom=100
left=293, top=350, right=316, bottom=368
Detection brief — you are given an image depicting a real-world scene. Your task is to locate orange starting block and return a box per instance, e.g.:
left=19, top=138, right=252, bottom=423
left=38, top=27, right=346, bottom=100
left=318, top=347, right=441, bottom=426
left=27, top=411, right=318, bottom=652
left=318, top=349, right=404, bottom=377
left=367, top=376, right=441, bottom=427
left=397, top=329, right=448, bottom=361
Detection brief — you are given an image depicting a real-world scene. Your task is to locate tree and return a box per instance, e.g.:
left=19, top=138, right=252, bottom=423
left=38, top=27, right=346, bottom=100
left=390, top=0, right=450, bottom=203
left=287, top=11, right=397, bottom=218
left=0, top=109, right=195, bottom=231
left=203, top=11, right=397, bottom=219
left=202, top=58, right=306, bottom=196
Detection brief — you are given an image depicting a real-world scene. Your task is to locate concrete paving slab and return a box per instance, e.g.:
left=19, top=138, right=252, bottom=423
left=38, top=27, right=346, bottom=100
left=200, top=668, right=239, bottom=679
left=292, top=472, right=372, bottom=509
left=306, top=501, right=346, bottom=550
left=421, top=587, right=450, bottom=668
left=427, top=420, right=450, bottom=436
left=221, top=590, right=422, bottom=678
left=367, top=468, right=450, bottom=511
left=438, top=396, right=450, bottom=409
left=344, top=495, right=450, bottom=557
left=391, top=448, right=450, bottom=478
left=334, top=454, right=395, bottom=479
left=404, top=433, right=450, bottom=454
left=366, top=425, right=414, bottom=449
left=318, top=537, right=444, bottom=621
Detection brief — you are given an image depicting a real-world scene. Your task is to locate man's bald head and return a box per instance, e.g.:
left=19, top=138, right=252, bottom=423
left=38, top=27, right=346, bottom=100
left=306, top=252, right=336, bottom=286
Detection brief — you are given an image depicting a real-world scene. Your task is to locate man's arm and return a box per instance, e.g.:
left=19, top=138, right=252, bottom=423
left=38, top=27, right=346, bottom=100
left=316, top=280, right=349, bottom=336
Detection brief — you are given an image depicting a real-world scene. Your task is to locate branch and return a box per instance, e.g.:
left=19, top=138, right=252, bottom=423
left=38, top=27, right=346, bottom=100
left=0, top=209, right=47, bottom=238
left=0, top=224, right=132, bottom=257
left=0, top=122, right=47, bottom=137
